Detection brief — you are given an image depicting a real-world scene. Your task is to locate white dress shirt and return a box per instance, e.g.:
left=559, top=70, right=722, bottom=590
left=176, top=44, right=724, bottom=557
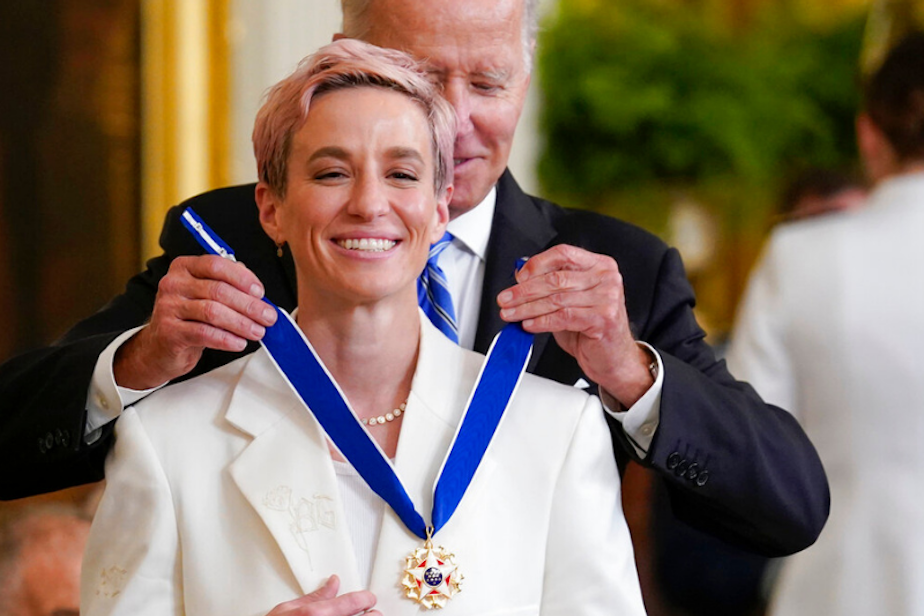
left=442, top=187, right=496, bottom=350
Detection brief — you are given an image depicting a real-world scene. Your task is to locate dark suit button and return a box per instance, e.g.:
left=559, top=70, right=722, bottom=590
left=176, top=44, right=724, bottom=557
left=685, top=463, right=699, bottom=480
left=44, top=433, right=55, bottom=451
left=666, top=452, right=681, bottom=470
left=676, top=459, right=689, bottom=476
left=695, top=470, right=710, bottom=486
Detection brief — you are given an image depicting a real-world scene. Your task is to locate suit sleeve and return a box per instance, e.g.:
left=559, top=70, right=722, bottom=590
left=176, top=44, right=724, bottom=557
left=635, top=247, right=828, bottom=556
left=540, top=395, right=646, bottom=616
left=81, top=408, right=183, bottom=616
left=0, top=186, right=276, bottom=501
left=0, top=198, right=190, bottom=500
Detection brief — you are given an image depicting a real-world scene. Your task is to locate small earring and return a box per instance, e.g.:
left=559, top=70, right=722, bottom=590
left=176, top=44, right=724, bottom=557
left=276, top=242, right=284, bottom=258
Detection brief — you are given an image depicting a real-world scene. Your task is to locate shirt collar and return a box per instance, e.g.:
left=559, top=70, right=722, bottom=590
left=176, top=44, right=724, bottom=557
left=446, top=186, right=496, bottom=261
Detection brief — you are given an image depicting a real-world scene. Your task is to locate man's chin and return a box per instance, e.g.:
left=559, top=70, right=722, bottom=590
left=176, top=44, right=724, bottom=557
left=447, top=180, right=494, bottom=220
left=449, top=198, right=478, bottom=219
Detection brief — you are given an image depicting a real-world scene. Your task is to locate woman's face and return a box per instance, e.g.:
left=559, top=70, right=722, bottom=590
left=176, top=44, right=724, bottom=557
left=258, top=86, right=450, bottom=308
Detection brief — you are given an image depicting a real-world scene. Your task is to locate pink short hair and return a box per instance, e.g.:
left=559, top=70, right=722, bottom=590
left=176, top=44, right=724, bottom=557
left=253, top=38, right=456, bottom=198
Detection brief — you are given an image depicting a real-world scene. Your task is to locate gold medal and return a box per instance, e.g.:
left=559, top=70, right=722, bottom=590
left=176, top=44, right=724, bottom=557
left=402, top=527, right=463, bottom=609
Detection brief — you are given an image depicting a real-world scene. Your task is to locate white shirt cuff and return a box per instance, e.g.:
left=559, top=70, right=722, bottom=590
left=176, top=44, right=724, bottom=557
left=84, top=325, right=166, bottom=443
left=599, top=342, right=663, bottom=458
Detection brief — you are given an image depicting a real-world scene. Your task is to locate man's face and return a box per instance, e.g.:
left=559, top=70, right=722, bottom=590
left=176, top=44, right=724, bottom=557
left=362, top=0, right=532, bottom=218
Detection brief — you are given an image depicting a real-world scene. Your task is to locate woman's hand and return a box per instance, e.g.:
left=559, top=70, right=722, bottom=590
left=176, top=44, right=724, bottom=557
left=266, top=575, right=380, bottom=616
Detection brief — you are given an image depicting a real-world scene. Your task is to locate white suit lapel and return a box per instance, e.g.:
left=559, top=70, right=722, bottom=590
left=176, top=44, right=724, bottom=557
left=224, top=350, right=362, bottom=595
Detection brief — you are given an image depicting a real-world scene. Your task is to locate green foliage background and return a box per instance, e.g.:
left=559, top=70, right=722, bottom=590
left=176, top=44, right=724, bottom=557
left=537, top=1, right=867, bottom=235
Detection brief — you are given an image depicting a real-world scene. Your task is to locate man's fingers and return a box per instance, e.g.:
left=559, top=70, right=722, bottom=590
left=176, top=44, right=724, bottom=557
left=170, top=318, right=250, bottom=353
left=177, top=254, right=265, bottom=299
left=514, top=306, right=611, bottom=337
left=499, top=270, right=597, bottom=310
left=499, top=248, right=621, bottom=310
left=515, top=244, right=600, bottom=282
left=499, top=270, right=623, bottom=319
left=172, top=294, right=272, bottom=341
left=160, top=259, right=276, bottom=331
left=500, top=288, right=596, bottom=322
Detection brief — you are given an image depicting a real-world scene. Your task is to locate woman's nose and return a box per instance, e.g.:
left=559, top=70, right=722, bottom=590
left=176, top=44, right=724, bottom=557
left=347, top=175, right=390, bottom=219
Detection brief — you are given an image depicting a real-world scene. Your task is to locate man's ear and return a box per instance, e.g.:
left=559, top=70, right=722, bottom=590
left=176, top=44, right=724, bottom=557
left=255, top=182, right=285, bottom=244
left=431, top=184, right=453, bottom=243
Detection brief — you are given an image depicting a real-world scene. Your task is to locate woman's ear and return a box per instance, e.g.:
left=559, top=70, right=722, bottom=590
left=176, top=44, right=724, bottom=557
left=255, top=182, right=285, bottom=244
left=431, top=184, right=453, bottom=243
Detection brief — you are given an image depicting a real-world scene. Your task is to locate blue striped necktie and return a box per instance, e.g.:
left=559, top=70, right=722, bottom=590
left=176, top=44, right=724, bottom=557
left=417, top=231, right=459, bottom=343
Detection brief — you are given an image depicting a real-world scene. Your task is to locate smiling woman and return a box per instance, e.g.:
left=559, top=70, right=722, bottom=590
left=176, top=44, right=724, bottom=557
left=81, top=39, right=646, bottom=616
left=255, top=87, right=450, bottom=312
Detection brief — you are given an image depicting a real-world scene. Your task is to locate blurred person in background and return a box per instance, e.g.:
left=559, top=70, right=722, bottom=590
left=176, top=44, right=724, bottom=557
left=646, top=167, right=867, bottom=616
left=727, top=31, right=924, bottom=616
left=0, top=505, right=91, bottom=616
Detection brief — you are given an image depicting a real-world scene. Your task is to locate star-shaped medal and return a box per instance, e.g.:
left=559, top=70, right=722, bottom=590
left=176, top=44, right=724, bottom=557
left=402, top=536, right=463, bottom=609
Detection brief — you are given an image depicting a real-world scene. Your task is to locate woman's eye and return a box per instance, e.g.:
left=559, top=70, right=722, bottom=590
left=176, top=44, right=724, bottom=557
left=315, top=170, right=346, bottom=180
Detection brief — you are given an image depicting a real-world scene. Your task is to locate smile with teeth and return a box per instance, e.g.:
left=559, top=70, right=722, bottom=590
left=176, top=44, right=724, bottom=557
left=336, top=238, right=397, bottom=252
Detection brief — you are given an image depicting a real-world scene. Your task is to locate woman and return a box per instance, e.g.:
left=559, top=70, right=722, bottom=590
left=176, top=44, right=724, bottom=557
left=81, top=39, right=646, bottom=616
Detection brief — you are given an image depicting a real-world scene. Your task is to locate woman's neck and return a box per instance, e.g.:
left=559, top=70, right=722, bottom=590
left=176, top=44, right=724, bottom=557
left=295, top=291, right=420, bottom=457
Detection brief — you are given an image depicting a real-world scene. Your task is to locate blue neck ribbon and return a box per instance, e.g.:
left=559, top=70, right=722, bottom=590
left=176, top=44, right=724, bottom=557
left=181, top=207, right=533, bottom=539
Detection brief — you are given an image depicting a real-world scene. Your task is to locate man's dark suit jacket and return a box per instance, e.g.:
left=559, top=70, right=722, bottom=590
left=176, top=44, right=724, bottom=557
left=0, top=170, right=828, bottom=556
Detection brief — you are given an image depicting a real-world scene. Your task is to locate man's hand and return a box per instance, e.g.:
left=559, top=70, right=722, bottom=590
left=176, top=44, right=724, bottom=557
left=497, top=245, right=654, bottom=407
left=113, top=255, right=278, bottom=390
left=266, top=575, right=380, bottom=616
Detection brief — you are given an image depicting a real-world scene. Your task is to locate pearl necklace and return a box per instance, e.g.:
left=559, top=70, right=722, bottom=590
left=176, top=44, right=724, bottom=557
left=361, top=401, right=407, bottom=426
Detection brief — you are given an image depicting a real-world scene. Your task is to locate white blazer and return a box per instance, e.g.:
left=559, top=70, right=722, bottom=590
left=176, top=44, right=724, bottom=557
left=81, top=316, right=646, bottom=616
left=727, top=173, right=924, bottom=616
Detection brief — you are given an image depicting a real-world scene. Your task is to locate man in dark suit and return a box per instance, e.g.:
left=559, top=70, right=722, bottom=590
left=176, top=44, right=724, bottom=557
left=0, top=0, right=827, bottom=561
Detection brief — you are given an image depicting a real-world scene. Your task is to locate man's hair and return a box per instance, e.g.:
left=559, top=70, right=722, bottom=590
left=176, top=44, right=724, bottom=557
left=341, top=0, right=540, bottom=72
left=864, top=31, right=924, bottom=163
left=252, top=38, right=456, bottom=198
